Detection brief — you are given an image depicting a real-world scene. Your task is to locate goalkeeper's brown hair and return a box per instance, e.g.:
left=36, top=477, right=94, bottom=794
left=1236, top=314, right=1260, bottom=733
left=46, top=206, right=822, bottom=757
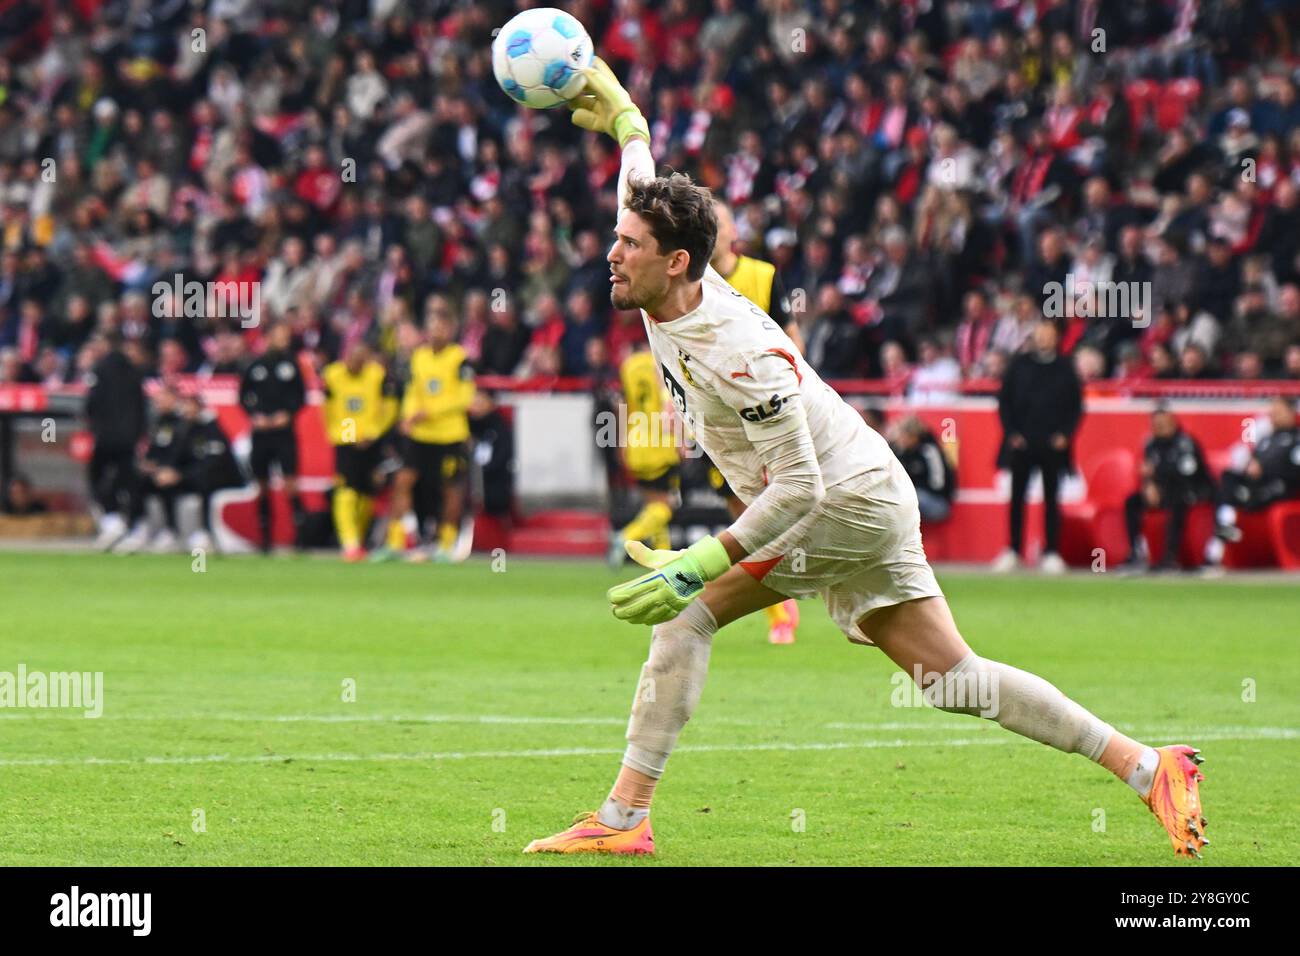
left=623, top=172, right=718, bottom=282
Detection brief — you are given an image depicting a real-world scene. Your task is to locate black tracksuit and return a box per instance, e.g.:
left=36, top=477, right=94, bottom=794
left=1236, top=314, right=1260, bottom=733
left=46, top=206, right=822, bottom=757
left=239, top=349, right=306, bottom=546
left=239, top=350, right=305, bottom=479
left=1219, top=426, right=1300, bottom=512
left=997, top=350, right=1083, bottom=556
left=470, top=408, right=515, bottom=517
left=134, top=413, right=243, bottom=533
left=894, top=432, right=956, bottom=519
left=1125, top=428, right=1214, bottom=564
left=86, top=349, right=147, bottom=516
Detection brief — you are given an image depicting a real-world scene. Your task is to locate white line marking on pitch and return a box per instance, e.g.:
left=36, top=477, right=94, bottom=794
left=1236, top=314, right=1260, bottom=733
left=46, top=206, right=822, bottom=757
left=0, top=728, right=1292, bottom=768
left=0, top=712, right=949, bottom=730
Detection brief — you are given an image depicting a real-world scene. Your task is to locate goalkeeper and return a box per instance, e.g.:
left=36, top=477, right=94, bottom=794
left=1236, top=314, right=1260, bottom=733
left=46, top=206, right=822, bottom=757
left=524, top=59, right=1208, bottom=862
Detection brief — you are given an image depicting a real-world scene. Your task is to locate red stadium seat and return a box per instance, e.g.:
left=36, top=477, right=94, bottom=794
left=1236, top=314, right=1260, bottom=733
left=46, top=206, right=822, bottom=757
left=1266, top=501, right=1300, bottom=570
left=1222, top=509, right=1276, bottom=568
left=1155, top=78, right=1201, bottom=131
left=1060, top=447, right=1137, bottom=566
left=1085, top=447, right=1138, bottom=509
left=1140, top=502, right=1215, bottom=568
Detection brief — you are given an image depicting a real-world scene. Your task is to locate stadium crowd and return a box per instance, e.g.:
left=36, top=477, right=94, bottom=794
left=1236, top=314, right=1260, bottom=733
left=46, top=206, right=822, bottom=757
left=0, top=0, right=1299, bottom=394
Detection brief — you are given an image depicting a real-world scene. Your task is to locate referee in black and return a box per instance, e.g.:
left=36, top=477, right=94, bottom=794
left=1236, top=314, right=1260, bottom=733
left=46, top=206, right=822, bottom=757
left=239, top=320, right=306, bottom=552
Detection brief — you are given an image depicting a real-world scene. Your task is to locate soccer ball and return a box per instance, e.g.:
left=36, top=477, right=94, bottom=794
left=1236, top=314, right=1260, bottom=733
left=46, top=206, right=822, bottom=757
left=492, top=7, right=593, bottom=109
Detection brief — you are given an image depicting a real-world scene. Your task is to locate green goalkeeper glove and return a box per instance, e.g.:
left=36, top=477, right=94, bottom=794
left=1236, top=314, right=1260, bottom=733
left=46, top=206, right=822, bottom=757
left=567, top=56, right=650, bottom=148
left=606, top=536, right=731, bottom=625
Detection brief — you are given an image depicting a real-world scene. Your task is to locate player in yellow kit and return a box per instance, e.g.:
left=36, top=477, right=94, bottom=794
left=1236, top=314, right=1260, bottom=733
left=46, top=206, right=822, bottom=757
left=607, top=338, right=682, bottom=568
left=710, top=199, right=803, bottom=644
left=322, top=341, right=398, bottom=561
left=377, top=305, right=476, bottom=563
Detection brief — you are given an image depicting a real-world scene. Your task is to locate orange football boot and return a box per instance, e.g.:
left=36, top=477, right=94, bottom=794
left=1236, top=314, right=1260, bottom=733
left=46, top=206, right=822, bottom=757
left=1142, top=745, right=1208, bottom=858
left=523, top=811, right=654, bottom=855
left=767, top=599, right=800, bottom=645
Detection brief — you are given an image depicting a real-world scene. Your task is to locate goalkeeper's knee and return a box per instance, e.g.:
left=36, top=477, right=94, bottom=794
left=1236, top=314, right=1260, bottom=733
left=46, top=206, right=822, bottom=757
left=925, top=653, right=1112, bottom=760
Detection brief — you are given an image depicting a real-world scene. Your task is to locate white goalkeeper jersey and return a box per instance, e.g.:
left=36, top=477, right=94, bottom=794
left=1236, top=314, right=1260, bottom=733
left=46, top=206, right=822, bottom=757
left=640, top=264, right=893, bottom=506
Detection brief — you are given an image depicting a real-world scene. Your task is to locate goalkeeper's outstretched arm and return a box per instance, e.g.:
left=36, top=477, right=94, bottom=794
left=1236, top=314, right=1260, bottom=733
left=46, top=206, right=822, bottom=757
left=568, top=57, right=653, bottom=210
left=618, top=137, right=655, bottom=214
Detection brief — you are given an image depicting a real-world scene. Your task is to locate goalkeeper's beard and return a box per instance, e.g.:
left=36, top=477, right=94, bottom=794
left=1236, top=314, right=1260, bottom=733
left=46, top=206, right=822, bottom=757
left=610, top=285, right=638, bottom=311
left=610, top=273, right=667, bottom=313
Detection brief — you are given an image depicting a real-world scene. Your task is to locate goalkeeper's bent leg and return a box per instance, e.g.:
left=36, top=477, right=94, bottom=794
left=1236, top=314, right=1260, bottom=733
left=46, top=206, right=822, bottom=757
left=869, top=597, right=1158, bottom=794
left=930, top=653, right=1159, bottom=795
left=598, top=599, right=716, bottom=829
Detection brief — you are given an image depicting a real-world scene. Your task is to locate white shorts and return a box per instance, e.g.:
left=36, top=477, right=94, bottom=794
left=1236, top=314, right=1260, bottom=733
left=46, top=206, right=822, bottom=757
left=743, top=457, right=943, bottom=645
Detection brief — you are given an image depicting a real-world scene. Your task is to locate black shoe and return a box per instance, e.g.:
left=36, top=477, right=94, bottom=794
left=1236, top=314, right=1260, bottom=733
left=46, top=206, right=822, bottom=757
left=1150, top=557, right=1179, bottom=573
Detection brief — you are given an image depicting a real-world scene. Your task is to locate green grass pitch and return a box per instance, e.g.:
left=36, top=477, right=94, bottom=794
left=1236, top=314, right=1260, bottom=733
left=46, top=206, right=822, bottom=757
left=0, top=550, right=1295, bottom=866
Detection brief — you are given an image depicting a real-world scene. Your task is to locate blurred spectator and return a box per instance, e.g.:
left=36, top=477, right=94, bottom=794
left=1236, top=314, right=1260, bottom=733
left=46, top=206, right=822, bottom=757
left=1122, top=405, right=1214, bottom=572
left=954, top=289, right=996, bottom=375
left=114, top=384, right=185, bottom=554
left=0, top=0, right=1291, bottom=403
left=1234, top=351, right=1265, bottom=381
left=1285, top=344, right=1300, bottom=380
left=804, top=285, right=866, bottom=379
left=890, top=415, right=955, bottom=523
left=1, top=473, right=47, bottom=515
left=908, top=336, right=961, bottom=404
left=479, top=300, right=529, bottom=377
left=1074, top=344, right=1106, bottom=383
left=560, top=288, right=604, bottom=377
left=1178, top=342, right=1215, bottom=379
left=1214, top=397, right=1300, bottom=543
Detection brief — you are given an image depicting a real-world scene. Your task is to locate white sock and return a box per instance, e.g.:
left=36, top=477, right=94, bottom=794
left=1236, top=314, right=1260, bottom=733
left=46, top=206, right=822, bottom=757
left=622, top=600, right=717, bottom=778
left=596, top=796, right=648, bottom=831
left=930, top=653, right=1113, bottom=760
left=1125, top=747, right=1160, bottom=797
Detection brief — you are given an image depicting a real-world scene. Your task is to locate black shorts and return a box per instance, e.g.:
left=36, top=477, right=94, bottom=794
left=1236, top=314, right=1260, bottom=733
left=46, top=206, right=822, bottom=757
left=250, top=427, right=298, bottom=481
left=402, top=439, right=469, bottom=484
left=702, top=455, right=736, bottom=500
left=334, top=442, right=383, bottom=494
left=634, top=464, right=680, bottom=493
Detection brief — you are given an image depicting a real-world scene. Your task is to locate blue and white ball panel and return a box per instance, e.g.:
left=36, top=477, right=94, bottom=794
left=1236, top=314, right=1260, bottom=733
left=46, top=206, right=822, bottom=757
left=505, top=30, right=533, bottom=58
left=552, top=12, right=581, bottom=39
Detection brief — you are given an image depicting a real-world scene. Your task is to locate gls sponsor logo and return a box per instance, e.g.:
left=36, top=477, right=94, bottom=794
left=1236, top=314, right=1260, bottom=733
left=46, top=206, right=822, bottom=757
left=50, top=886, right=151, bottom=936
left=739, top=393, right=788, bottom=423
